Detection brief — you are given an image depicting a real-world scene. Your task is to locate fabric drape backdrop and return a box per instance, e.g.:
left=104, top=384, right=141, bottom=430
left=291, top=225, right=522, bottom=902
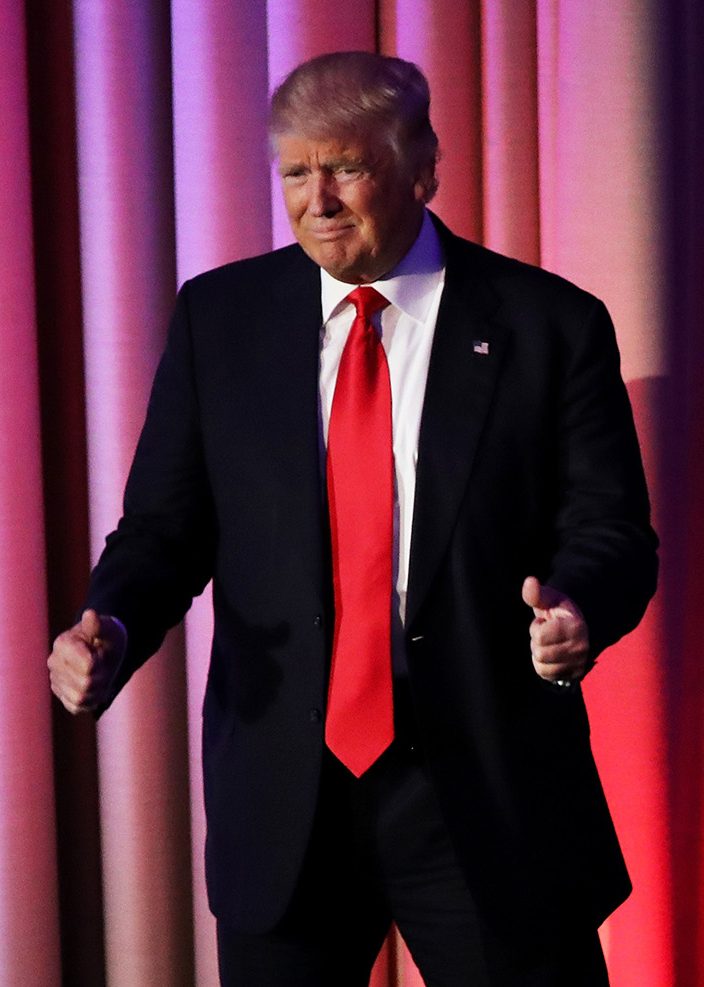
left=2, top=0, right=702, bottom=984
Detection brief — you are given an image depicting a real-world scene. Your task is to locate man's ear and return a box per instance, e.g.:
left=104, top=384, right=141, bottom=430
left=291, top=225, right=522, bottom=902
left=413, top=163, right=436, bottom=204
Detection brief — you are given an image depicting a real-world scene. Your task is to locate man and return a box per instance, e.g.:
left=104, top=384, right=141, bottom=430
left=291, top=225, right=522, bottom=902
left=49, top=52, right=658, bottom=985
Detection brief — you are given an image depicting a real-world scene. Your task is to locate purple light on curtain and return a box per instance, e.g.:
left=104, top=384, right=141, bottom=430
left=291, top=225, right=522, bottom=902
left=171, top=1, right=272, bottom=284
left=73, top=1, right=176, bottom=510
left=73, top=2, right=192, bottom=984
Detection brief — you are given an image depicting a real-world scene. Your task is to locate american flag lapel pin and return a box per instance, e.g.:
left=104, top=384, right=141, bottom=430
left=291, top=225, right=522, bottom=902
left=473, top=340, right=490, bottom=356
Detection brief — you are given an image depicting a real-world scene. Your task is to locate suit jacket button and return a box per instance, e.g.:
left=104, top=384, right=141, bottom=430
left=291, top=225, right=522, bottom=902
left=309, top=708, right=322, bottom=723
left=313, top=615, right=322, bottom=628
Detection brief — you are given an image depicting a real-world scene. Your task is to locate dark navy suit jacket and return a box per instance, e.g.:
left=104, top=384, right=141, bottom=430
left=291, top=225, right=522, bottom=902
left=88, top=215, right=657, bottom=942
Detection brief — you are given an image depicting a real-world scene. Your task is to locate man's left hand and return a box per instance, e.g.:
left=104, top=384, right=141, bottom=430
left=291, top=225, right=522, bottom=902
left=521, top=576, right=590, bottom=684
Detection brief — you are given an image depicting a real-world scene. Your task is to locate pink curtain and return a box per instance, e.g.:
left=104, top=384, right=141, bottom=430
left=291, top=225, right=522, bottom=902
left=2, top=0, right=701, bottom=983
left=0, top=5, right=60, bottom=984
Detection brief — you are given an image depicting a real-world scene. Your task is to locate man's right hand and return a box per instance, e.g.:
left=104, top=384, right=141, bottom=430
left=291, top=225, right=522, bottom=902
left=48, top=609, right=126, bottom=715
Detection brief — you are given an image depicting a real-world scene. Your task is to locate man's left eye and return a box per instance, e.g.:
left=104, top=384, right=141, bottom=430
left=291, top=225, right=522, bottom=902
left=335, top=168, right=363, bottom=181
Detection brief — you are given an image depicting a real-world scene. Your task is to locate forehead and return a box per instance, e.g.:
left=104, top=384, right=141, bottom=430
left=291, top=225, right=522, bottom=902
left=275, top=130, right=392, bottom=166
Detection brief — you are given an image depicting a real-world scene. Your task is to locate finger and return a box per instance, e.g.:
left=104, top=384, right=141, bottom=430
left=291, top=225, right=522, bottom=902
left=530, top=615, right=581, bottom=647
left=532, top=641, right=588, bottom=678
left=50, top=673, right=94, bottom=714
left=532, top=650, right=587, bottom=677
left=532, top=640, right=587, bottom=664
left=50, top=631, right=96, bottom=677
left=56, top=692, right=94, bottom=716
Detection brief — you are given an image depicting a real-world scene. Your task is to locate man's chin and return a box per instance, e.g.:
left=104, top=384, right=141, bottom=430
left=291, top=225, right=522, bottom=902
left=304, top=242, right=371, bottom=284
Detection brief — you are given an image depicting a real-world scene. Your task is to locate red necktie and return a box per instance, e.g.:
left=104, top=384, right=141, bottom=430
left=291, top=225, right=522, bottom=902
left=325, top=286, right=394, bottom=777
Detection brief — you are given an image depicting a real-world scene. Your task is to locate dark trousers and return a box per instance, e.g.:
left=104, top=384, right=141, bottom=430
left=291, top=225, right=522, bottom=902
left=217, top=738, right=610, bottom=986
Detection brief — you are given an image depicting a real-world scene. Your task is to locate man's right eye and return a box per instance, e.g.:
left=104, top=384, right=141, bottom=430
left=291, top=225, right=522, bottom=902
left=281, top=170, right=307, bottom=185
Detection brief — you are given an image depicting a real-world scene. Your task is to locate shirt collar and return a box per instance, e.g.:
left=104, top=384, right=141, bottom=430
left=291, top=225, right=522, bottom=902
left=320, top=210, right=445, bottom=324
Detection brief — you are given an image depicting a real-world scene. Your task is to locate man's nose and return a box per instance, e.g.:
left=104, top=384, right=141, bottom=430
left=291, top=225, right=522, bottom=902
left=308, top=174, right=341, bottom=217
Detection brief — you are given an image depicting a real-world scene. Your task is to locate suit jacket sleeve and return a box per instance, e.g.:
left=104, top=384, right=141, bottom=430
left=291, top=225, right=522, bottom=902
left=86, top=280, right=216, bottom=704
left=540, top=295, right=657, bottom=659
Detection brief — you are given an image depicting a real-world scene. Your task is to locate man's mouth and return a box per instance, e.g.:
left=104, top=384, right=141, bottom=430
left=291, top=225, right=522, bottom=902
left=307, top=225, right=355, bottom=241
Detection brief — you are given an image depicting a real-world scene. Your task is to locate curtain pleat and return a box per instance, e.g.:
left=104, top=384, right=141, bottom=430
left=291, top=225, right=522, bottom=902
left=0, top=5, right=61, bottom=985
left=1, top=1, right=701, bottom=983
left=24, top=0, right=105, bottom=980
left=380, top=0, right=483, bottom=244
left=72, top=2, right=192, bottom=984
left=480, top=0, right=540, bottom=263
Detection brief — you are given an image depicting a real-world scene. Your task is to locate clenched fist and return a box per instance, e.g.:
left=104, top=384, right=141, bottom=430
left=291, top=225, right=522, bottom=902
left=48, top=609, right=126, bottom=714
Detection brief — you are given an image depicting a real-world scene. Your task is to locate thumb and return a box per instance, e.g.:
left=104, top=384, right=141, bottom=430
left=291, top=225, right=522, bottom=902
left=80, top=608, right=102, bottom=642
left=521, top=576, right=559, bottom=613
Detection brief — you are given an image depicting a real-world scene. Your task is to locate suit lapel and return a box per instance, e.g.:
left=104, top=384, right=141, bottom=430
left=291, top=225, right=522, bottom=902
left=405, top=229, right=508, bottom=630
left=261, top=248, right=329, bottom=597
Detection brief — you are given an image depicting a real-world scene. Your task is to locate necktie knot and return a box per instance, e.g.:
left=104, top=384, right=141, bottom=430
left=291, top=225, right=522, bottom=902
left=347, top=286, right=389, bottom=321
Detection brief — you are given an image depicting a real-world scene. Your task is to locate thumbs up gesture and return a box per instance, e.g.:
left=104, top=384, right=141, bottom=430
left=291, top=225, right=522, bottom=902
left=48, top=609, right=126, bottom=715
left=522, top=577, right=590, bottom=685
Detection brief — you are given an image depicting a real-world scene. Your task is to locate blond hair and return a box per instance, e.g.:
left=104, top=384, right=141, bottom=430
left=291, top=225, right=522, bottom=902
left=269, top=51, right=439, bottom=201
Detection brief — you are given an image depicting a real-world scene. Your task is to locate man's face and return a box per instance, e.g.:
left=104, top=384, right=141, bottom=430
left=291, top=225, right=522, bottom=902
left=276, top=132, right=427, bottom=284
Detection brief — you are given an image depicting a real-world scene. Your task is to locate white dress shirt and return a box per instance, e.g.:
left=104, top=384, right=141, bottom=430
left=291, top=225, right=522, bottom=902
left=319, top=210, right=446, bottom=670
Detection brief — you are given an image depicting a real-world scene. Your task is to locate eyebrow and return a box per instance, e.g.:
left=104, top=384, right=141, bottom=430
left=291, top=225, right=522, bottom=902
left=278, top=156, right=372, bottom=175
left=326, top=156, right=369, bottom=169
